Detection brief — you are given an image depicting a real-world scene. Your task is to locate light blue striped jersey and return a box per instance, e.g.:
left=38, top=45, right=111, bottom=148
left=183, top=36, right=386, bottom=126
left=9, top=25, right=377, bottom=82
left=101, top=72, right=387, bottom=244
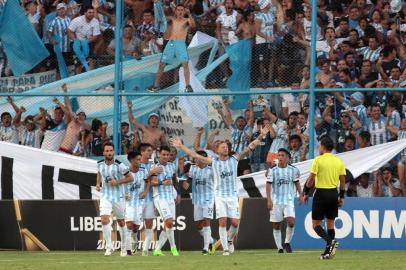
left=212, top=155, right=239, bottom=198
left=98, top=159, right=130, bottom=202
left=388, top=111, right=401, bottom=139
left=49, top=16, right=71, bottom=52
left=269, top=125, right=293, bottom=153
left=367, top=116, right=387, bottom=145
left=266, top=165, right=300, bottom=207
left=141, top=161, right=153, bottom=203
left=188, top=165, right=214, bottom=205
left=255, top=10, right=275, bottom=43
left=127, top=168, right=147, bottom=207
left=399, top=130, right=406, bottom=158
left=155, top=161, right=176, bottom=201
left=231, top=124, right=252, bottom=154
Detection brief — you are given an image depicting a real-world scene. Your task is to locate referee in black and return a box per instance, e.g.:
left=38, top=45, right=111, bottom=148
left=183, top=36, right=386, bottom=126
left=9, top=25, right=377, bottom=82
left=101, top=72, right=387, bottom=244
left=303, top=137, right=346, bottom=260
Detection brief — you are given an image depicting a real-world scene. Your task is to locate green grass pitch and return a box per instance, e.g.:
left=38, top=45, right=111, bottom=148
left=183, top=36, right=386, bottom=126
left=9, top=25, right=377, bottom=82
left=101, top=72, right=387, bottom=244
left=0, top=250, right=405, bottom=270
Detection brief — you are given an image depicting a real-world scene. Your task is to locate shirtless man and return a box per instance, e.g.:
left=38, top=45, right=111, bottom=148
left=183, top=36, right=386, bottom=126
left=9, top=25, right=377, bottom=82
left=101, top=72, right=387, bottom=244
left=58, top=84, right=89, bottom=154
left=127, top=100, right=166, bottom=149
left=236, top=10, right=255, bottom=39
left=147, top=4, right=196, bottom=93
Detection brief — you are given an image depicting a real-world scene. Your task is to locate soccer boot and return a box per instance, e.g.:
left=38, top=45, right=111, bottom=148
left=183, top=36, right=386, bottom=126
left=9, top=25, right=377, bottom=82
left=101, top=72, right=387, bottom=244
left=153, top=249, right=165, bottom=256
left=171, top=247, right=180, bottom=256
left=283, top=243, right=293, bottom=253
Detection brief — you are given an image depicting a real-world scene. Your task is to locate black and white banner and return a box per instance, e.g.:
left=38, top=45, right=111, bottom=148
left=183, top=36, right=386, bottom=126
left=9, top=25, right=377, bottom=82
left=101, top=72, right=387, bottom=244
left=1, top=140, right=406, bottom=200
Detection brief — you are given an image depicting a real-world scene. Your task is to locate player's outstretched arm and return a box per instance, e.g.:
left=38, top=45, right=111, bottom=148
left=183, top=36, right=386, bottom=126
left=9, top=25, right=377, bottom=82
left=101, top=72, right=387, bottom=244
left=171, top=138, right=212, bottom=165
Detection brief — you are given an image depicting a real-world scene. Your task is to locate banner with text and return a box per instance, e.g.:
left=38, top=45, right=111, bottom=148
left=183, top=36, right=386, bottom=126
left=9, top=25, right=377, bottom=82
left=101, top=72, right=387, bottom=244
left=0, top=198, right=404, bottom=251
left=0, top=70, right=56, bottom=93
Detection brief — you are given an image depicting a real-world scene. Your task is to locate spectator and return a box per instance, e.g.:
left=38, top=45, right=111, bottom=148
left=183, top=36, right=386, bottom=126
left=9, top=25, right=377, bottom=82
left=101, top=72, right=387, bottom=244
left=373, top=167, right=403, bottom=197
left=268, top=111, right=298, bottom=164
left=356, top=173, right=373, bottom=197
left=26, top=1, right=41, bottom=32
left=250, top=118, right=272, bottom=172
left=48, top=3, right=73, bottom=74
left=90, top=119, right=109, bottom=156
left=127, top=100, right=166, bottom=150
left=356, top=36, right=382, bottom=62
left=120, top=121, right=138, bottom=154
left=72, top=129, right=92, bottom=157
left=40, top=85, right=72, bottom=151
left=337, top=68, right=359, bottom=88
left=357, top=130, right=371, bottom=148
left=107, top=24, right=141, bottom=58
left=20, top=115, right=43, bottom=148
left=0, top=97, right=23, bottom=144
left=139, top=28, right=160, bottom=56
left=254, top=0, right=277, bottom=87
left=367, top=103, right=388, bottom=145
left=358, top=59, right=378, bottom=87
left=287, top=134, right=303, bottom=164
left=135, top=9, right=155, bottom=40
left=68, top=6, right=101, bottom=72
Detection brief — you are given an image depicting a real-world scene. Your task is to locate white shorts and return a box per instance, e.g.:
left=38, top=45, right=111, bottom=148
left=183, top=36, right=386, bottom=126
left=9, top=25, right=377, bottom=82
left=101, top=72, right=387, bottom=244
left=142, top=202, right=156, bottom=219
left=125, top=204, right=143, bottom=225
left=215, top=197, right=240, bottom=219
left=269, top=204, right=295, bottom=222
left=100, top=198, right=125, bottom=219
left=193, top=204, right=214, bottom=221
left=154, top=198, right=176, bottom=221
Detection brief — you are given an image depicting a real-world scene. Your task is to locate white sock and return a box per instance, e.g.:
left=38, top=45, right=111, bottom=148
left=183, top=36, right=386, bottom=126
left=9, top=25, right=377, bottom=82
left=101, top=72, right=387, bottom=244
left=203, top=226, right=211, bottom=251
left=285, top=226, right=295, bottom=244
left=227, top=225, right=238, bottom=242
left=198, top=228, right=204, bottom=238
left=102, top=224, right=112, bottom=250
left=219, top=226, right=228, bottom=251
left=143, top=229, right=153, bottom=252
left=155, top=230, right=167, bottom=251
left=273, top=229, right=283, bottom=250
left=118, top=226, right=126, bottom=251
left=126, top=228, right=132, bottom=251
left=167, top=227, right=176, bottom=249
left=208, top=226, right=214, bottom=244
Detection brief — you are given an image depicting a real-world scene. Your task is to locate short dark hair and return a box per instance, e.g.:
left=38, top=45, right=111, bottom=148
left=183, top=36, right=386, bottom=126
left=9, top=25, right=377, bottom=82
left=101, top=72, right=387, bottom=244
left=143, top=8, right=153, bottom=15
left=289, top=134, right=302, bottom=143
left=1, top=112, right=11, bottom=120
left=91, top=119, right=103, bottom=132
left=160, top=145, right=171, bottom=153
left=121, top=122, right=129, bottom=127
left=82, top=6, right=95, bottom=14
left=339, top=16, right=349, bottom=23
left=138, top=143, right=153, bottom=153
left=359, top=131, right=371, bottom=141
left=278, top=148, right=291, bottom=159
left=196, top=150, right=208, bottom=157
left=289, top=111, right=299, bottom=117
left=320, top=136, right=334, bottom=151
left=127, top=151, right=141, bottom=161
left=382, top=166, right=392, bottom=174
left=340, top=68, right=351, bottom=76
left=344, top=135, right=356, bottom=143
left=371, top=103, right=381, bottom=109
left=382, top=45, right=396, bottom=57
left=102, top=142, right=114, bottom=152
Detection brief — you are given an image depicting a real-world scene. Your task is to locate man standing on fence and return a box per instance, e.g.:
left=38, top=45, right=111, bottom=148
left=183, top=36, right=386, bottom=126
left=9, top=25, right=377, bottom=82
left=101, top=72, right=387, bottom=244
left=147, top=4, right=195, bottom=93
left=303, top=137, right=346, bottom=260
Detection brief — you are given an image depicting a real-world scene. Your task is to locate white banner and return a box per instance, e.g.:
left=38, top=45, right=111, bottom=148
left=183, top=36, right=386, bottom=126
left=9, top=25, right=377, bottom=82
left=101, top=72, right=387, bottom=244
left=0, top=70, right=57, bottom=93
left=238, top=139, right=406, bottom=197
left=1, top=140, right=405, bottom=200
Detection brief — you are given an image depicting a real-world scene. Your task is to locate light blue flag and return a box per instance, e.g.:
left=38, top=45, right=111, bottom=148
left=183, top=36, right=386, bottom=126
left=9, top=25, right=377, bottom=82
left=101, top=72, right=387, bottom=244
left=225, top=39, right=253, bottom=110
left=154, top=0, right=167, bottom=33
left=0, top=0, right=49, bottom=75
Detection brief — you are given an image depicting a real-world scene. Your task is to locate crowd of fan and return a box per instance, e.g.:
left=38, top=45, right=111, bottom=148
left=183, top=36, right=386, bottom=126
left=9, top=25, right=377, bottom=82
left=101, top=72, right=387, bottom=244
left=1, top=0, right=406, bottom=197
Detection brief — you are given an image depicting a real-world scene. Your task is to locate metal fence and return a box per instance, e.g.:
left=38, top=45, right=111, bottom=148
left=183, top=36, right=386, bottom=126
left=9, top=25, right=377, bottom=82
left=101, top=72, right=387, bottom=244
left=1, top=0, right=406, bottom=167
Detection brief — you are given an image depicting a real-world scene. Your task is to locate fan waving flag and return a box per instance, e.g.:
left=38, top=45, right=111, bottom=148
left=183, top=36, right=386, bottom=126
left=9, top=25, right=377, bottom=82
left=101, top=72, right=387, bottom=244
left=0, top=0, right=49, bottom=76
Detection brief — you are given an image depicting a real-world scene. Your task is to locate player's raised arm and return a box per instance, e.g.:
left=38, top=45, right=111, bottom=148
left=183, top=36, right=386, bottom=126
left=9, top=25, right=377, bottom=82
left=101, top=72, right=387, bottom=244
left=236, top=124, right=270, bottom=160
left=171, top=138, right=212, bottom=165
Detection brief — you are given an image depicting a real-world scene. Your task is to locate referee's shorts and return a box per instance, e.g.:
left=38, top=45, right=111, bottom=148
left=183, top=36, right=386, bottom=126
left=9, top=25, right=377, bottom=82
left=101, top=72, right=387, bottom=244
left=312, top=188, right=338, bottom=220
